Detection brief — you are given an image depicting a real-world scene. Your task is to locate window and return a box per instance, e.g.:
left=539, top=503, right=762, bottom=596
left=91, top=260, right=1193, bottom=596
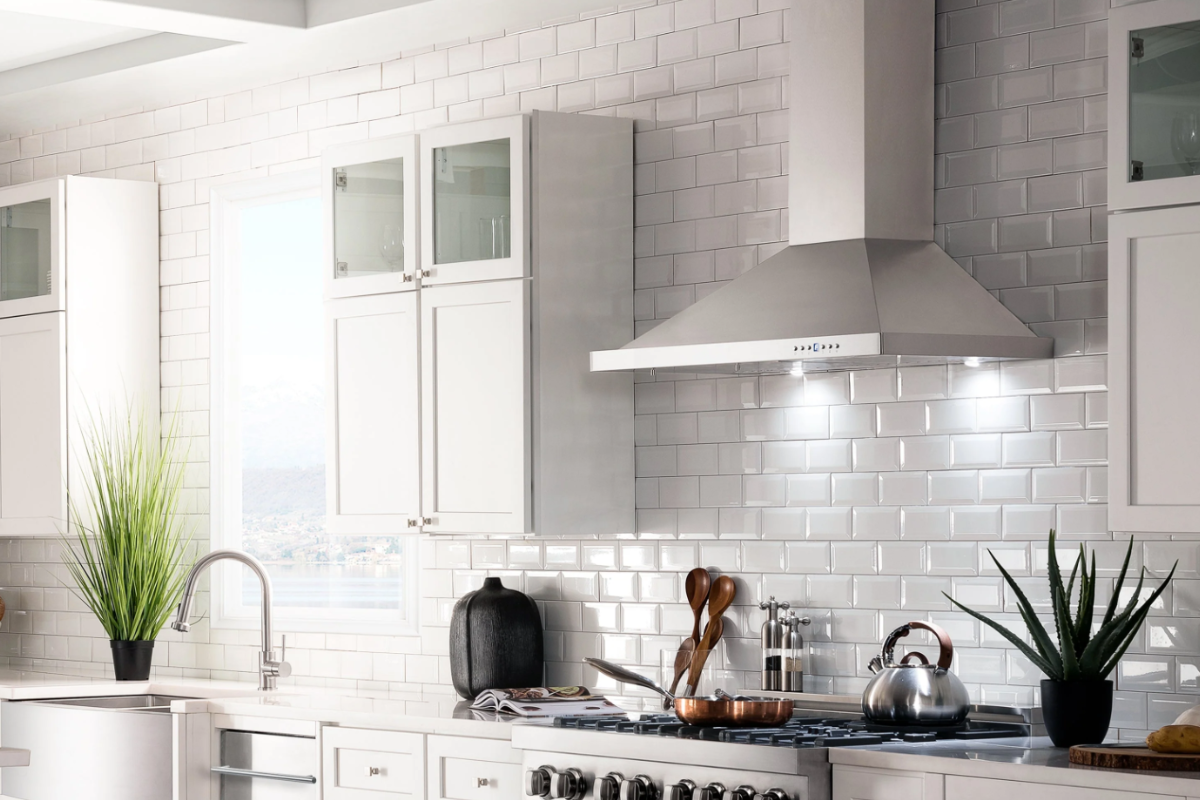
left=211, top=173, right=417, bottom=634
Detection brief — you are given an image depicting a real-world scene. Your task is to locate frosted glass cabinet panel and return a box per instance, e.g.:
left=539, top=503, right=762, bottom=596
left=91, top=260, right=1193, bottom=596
left=1111, top=1, right=1200, bottom=209
left=1110, top=205, right=1200, bottom=531
left=0, top=180, right=63, bottom=318
left=322, top=135, right=419, bottom=298
left=421, top=115, right=528, bottom=285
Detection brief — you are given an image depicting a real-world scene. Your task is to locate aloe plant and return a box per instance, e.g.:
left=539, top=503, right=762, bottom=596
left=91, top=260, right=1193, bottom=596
left=945, top=530, right=1175, bottom=682
left=60, top=406, right=194, bottom=642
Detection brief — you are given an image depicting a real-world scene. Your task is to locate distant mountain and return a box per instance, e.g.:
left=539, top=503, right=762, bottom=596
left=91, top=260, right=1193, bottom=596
left=243, top=466, right=325, bottom=516
left=241, top=380, right=325, bottom=469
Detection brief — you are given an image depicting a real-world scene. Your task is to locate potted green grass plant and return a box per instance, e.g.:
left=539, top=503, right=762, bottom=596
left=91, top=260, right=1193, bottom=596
left=947, top=530, right=1175, bottom=747
left=61, top=407, right=193, bottom=680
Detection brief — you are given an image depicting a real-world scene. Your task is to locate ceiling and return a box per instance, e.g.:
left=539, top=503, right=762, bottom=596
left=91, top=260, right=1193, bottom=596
left=0, top=0, right=607, bottom=136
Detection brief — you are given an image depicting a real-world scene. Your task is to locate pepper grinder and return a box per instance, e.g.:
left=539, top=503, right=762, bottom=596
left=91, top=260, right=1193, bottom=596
left=782, top=611, right=811, bottom=692
left=758, top=596, right=790, bottom=691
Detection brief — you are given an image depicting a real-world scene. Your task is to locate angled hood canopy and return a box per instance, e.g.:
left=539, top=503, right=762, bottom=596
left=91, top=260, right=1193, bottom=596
left=591, top=0, right=1053, bottom=375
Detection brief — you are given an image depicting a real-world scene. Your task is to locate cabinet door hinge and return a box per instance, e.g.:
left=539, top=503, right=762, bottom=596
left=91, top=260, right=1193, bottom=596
left=1131, top=36, right=1144, bottom=59
left=334, top=170, right=348, bottom=190
left=1131, top=160, right=1144, bottom=182
left=336, top=261, right=349, bottom=275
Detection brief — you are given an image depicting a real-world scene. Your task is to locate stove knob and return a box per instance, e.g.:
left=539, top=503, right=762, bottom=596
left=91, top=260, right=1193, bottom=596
left=598, top=773, right=625, bottom=800
left=753, top=789, right=789, bottom=800
left=722, top=786, right=755, bottom=800
left=693, top=783, right=726, bottom=800
left=526, top=766, right=554, bottom=798
left=550, top=768, right=587, bottom=800
left=619, top=775, right=658, bottom=800
left=665, top=779, right=697, bottom=800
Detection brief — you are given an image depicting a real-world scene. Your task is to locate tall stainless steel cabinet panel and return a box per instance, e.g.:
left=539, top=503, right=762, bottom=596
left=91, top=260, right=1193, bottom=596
left=1110, top=205, right=1200, bottom=531
left=1, top=701, right=172, bottom=800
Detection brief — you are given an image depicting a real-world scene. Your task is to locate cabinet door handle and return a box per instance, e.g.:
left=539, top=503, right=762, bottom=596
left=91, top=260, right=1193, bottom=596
left=407, top=518, right=420, bottom=528
left=478, top=778, right=490, bottom=787
left=366, top=766, right=382, bottom=777
left=422, top=517, right=433, bottom=525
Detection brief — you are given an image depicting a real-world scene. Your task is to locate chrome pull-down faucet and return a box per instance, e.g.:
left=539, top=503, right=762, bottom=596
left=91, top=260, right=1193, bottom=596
left=172, top=549, right=291, bottom=690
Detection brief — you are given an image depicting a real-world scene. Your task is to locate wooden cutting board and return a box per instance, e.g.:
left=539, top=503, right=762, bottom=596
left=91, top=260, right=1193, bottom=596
left=1070, top=744, right=1200, bottom=771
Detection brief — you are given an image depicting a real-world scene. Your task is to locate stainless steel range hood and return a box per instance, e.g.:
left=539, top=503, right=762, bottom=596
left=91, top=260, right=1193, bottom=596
left=591, top=0, right=1053, bottom=375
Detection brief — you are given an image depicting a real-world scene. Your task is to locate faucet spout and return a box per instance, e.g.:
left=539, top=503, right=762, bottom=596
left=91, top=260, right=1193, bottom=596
left=173, top=549, right=289, bottom=690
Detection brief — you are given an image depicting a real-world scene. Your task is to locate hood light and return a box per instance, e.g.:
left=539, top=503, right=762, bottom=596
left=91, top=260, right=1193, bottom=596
left=963, top=357, right=982, bottom=368
left=790, top=361, right=807, bottom=376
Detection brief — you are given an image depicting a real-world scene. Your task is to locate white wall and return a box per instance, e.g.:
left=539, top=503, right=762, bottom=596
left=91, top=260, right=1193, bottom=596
left=0, top=0, right=1181, bottom=740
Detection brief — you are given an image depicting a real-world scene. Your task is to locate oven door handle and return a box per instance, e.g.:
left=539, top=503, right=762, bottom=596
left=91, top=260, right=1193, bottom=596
left=211, top=765, right=318, bottom=784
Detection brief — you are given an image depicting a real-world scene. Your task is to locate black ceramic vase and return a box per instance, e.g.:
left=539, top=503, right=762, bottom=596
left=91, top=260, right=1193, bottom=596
left=111, top=640, right=155, bottom=681
left=450, top=577, right=543, bottom=699
left=1040, top=678, right=1113, bottom=747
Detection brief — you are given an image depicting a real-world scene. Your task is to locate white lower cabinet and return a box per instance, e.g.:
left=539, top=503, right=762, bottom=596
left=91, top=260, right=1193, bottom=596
left=426, top=735, right=522, bottom=800
left=322, top=728, right=425, bottom=800
left=832, top=766, right=942, bottom=800
left=943, top=775, right=1183, bottom=800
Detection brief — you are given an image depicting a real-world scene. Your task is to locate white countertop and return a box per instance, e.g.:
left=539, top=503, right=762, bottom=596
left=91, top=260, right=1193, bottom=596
left=831, top=737, right=1200, bottom=796
left=0, top=670, right=515, bottom=738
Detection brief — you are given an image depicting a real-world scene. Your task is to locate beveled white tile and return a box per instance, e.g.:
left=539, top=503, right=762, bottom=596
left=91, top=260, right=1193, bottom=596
left=1002, top=504, right=1056, bottom=539
left=1055, top=503, right=1107, bottom=536
left=1085, top=391, right=1107, bottom=428
left=879, top=472, right=928, bottom=507
left=785, top=473, right=830, bottom=507
left=699, top=542, right=741, bottom=571
left=976, top=396, right=1030, bottom=432
left=898, top=365, right=948, bottom=401
left=927, top=399, right=977, bottom=435
left=950, top=505, right=1003, bottom=540
left=808, top=575, right=854, bottom=608
left=980, top=468, right=1032, bottom=503
left=1030, top=392, right=1085, bottom=430
left=1002, top=431, right=1056, bottom=466
left=950, top=434, right=1002, bottom=469
left=929, top=470, right=980, bottom=505
left=807, top=507, right=853, bottom=540
left=853, top=507, right=901, bottom=540
left=785, top=541, right=830, bottom=573
left=760, top=374, right=804, bottom=407
left=678, top=508, right=719, bottom=536
left=679, top=444, right=719, bottom=475
left=1056, top=429, right=1106, bottom=465
left=831, top=542, right=877, bottom=575
left=1087, top=466, right=1107, bottom=503
left=1031, top=467, right=1087, bottom=503
left=638, top=572, right=678, bottom=602
left=901, top=436, right=951, bottom=471
left=1055, top=354, right=1106, bottom=392
left=853, top=438, right=901, bottom=472
left=561, top=572, right=599, bottom=602
left=744, top=474, right=786, bottom=506
left=831, top=404, right=875, bottom=439
left=832, top=473, right=878, bottom=506
left=1000, top=360, right=1054, bottom=395
left=763, top=507, right=807, bottom=539
left=742, top=541, right=786, bottom=573
left=621, top=543, right=658, bottom=570
left=700, top=475, right=742, bottom=506
left=901, top=506, right=951, bottom=541
left=877, top=402, right=926, bottom=437
left=804, top=372, right=851, bottom=405
left=928, top=542, right=978, bottom=576
left=675, top=379, right=717, bottom=412
left=948, top=363, right=1000, bottom=398
left=581, top=602, right=621, bottom=632
left=901, top=576, right=953, bottom=611
left=851, top=369, right=898, bottom=404
left=761, top=441, right=805, bottom=474
left=716, top=376, right=759, bottom=409
left=807, top=440, right=854, bottom=473
left=742, top=408, right=786, bottom=440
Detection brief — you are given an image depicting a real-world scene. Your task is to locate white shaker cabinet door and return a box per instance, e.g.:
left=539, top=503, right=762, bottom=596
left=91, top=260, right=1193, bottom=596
left=326, top=293, right=421, bottom=533
left=1110, top=205, right=1200, bottom=532
left=833, top=766, right=941, bottom=800
left=0, top=312, right=66, bottom=535
left=421, top=279, right=530, bottom=534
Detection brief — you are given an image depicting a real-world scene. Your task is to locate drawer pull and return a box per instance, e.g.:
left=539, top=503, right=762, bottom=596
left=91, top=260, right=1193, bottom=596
left=212, top=766, right=317, bottom=784
left=366, top=766, right=383, bottom=777
left=478, top=778, right=490, bottom=787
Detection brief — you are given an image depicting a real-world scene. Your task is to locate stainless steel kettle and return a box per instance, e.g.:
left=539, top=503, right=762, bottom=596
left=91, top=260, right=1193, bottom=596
left=862, top=620, right=970, bottom=725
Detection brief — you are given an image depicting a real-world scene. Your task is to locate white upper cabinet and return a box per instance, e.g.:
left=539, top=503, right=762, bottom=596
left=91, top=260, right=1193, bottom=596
left=323, top=135, right=420, bottom=298
left=326, top=293, right=422, bottom=534
left=0, top=176, right=159, bottom=537
left=322, top=111, right=634, bottom=537
left=420, top=115, right=529, bottom=285
left=0, top=179, right=63, bottom=318
left=1110, top=0, right=1200, bottom=210
left=421, top=280, right=530, bottom=534
left=1110, top=205, right=1200, bottom=531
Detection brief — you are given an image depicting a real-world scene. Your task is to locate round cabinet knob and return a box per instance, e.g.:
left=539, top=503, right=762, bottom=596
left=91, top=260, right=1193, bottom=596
left=619, top=775, right=658, bottom=800
left=526, top=766, right=554, bottom=797
left=693, top=783, right=726, bottom=800
left=550, top=768, right=586, bottom=800
left=752, top=790, right=789, bottom=800
left=597, top=773, right=624, bottom=800
left=665, top=780, right=697, bottom=800
left=722, top=786, right=755, bottom=800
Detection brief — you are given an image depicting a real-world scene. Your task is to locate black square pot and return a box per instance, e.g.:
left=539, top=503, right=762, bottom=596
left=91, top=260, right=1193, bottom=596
left=1040, top=678, right=1113, bottom=747
left=110, top=640, right=155, bottom=681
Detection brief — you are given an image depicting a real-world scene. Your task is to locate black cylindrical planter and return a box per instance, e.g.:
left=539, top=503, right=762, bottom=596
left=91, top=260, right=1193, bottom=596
left=450, top=577, right=543, bottom=699
left=110, top=640, right=155, bottom=681
left=1041, top=678, right=1113, bottom=747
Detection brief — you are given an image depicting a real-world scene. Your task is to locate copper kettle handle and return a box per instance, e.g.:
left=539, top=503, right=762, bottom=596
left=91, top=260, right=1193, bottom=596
left=909, top=621, right=954, bottom=669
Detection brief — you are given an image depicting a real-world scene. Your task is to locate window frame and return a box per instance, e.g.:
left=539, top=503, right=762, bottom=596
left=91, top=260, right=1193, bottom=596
left=209, top=171, right=419, bottom=636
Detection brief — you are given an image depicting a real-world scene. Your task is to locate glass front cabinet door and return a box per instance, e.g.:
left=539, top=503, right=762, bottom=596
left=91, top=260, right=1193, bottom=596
left=420, top=115, right=529, bottom=285
left=1111, top=0, right=1200, bottom=210
left=322, top=135, right=419, bottom=298
left=0, top=180, right=64, bottom=318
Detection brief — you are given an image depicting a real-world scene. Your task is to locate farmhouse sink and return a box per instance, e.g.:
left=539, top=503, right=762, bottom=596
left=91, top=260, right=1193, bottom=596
left=43, top=693, right=198, bottom=711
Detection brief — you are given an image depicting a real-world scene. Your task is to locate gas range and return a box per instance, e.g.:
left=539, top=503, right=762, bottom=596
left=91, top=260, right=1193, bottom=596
left=511, top=701, right=1042, bottom=800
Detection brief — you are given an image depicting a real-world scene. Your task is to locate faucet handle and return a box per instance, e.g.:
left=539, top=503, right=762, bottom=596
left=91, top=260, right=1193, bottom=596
left=276, top=635, right=292, bottom=679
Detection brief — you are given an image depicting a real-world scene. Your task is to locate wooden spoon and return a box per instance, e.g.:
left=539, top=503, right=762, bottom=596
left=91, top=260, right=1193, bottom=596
left=685, top=575, right=736, bottom=695
left=667, top=638, right=695, bottom=697
left=685, top=568, right=711, bottom=645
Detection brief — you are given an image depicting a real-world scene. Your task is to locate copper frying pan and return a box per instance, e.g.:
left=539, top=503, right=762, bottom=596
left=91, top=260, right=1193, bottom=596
left=585, top=657, right=794, bottom=727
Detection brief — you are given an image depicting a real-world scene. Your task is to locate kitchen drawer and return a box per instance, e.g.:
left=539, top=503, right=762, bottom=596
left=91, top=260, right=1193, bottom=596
left=944, top=776, right=1182, bottom=800
left=323, top=727, right=425, bottom=799
left=427, top=735, right=522, bottom=800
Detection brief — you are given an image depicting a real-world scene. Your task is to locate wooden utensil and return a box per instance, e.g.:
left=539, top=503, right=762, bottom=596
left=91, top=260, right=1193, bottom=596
left=685, top=568, right=711, bottom=644
left=667, top=638, right=695, bottom=696
left=685, top=575, right=736, bottom=694
left=1070, top=744, right=1200, bottom=771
